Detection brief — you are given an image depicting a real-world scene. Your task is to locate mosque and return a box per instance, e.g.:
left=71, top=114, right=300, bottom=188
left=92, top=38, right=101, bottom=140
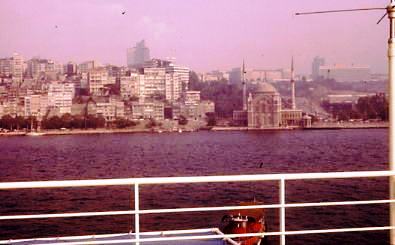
left=233, top=58, right=312, bottom=129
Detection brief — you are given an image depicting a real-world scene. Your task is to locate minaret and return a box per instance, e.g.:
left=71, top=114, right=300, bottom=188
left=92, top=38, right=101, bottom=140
left=242, top=60, right=247, bottom=111
left=291, top=56, right=296, bottom=110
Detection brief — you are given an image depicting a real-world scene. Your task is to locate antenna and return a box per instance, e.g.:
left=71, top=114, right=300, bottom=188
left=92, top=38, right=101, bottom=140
left=296, top=2, right=395, bottom=244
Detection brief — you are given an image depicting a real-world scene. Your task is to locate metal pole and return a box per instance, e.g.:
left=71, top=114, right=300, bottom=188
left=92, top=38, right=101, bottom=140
left=388, top=2, right=395, bottom=244
left=135, top=183, right=140, bottom=245
left=280, top=178, right=286, bottom=245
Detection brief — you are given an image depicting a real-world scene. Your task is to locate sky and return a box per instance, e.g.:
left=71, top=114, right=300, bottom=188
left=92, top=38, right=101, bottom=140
left=0, top=0, right=390, bottom=74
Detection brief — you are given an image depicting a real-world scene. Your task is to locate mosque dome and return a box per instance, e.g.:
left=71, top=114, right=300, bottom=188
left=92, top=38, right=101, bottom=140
left=256, top=82, right=278, bottom=93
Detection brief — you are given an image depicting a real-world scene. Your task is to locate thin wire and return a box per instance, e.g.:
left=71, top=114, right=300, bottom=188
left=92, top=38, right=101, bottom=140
left=377, top=13, right=388, bottom=24
left=296, top=7, right=386, bottom=16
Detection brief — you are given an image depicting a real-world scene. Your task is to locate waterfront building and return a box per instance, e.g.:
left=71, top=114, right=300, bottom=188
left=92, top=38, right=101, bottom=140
left=165, top=63, right=190, bottom=92
left=24, top=94, right=48, bottom=118
left=142, top=67, right=167, bottom=100
left=318, top=64, right=371, bottom=82
left=185, top=91, right=200, bottom=106
left=131, top=100, right=164, bottom=120
left=120, top=73, right=140, bottom=100
left=95, top=96, right=125, bottom=122
left=142, top=59, right=189, bottom=102
left=48, top=82, right=74, bottom=115
left=88, top=68, right=108, bottom=95
left=247, top=82, right=282, bottom=128
left=312, top=56, right=325, bottom=80
left=280, top=109, right=303, bottom=127
left=165, top=72, right=181, bottom=102
left=127, top=40, right=150, bottom=67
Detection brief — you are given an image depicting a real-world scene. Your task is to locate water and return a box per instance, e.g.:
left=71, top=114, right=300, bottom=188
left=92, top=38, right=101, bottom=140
left=0, top=129, right=389, bottom=244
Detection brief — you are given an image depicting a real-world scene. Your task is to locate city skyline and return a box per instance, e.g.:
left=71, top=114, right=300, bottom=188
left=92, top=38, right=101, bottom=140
left=0, top=0, right=389, bottom=73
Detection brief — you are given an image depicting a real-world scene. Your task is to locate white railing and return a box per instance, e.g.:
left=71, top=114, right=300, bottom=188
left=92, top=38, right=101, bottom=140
left=0, top=170, right=394, bottom=245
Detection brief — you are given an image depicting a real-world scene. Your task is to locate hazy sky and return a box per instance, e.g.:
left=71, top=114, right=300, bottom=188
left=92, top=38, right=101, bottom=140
left=0, top=0, right=390, bottom=73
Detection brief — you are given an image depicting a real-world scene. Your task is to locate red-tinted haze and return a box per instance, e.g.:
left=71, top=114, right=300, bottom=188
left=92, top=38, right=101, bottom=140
left=0, top=0, right=389, bottom=73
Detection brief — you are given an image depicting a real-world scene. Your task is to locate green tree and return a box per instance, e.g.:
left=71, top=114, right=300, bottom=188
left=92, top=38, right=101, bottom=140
left=205, top=112, right=216, bottom=126
left=61, top=113, right=73, bottom=128
left=178, top=115, right=188, bottom=125
left=114, top=118, right=136, bottom=128
left=0, top=115, right=16, bottom=130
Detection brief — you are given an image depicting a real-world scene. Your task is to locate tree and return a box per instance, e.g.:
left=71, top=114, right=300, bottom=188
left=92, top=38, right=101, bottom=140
left=61, top=113, right=73, bottom=128
left=42, top=116, right=63, bottom=129
left=0, top=115, right=16, bottom=130
left=178, top=115, right=188, bottom=125
left=145, top=118, right=157, bottom=128
left=205, top=112, right=216, bottom=126
left=114, top=118, right=136, bottom=128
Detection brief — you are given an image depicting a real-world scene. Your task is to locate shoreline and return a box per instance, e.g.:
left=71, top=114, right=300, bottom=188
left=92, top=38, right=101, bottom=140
left=0, top=122, right=389, bottom=137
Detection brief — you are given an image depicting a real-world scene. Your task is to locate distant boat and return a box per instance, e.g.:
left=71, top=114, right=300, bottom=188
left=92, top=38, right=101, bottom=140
left=26, top=132, right=45, bottom=136
left=178, top=129, right=183, bottom=133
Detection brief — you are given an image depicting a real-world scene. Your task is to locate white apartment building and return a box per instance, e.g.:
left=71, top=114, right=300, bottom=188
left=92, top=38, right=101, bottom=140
left=12, top=53, right=23, bottom=84
left=95, top=97, right=125, bottom=121
left=120, top=73, right=140, bottom=100
left=88, top=68, right=108, bottom=95
left=166, top=64, right=190, bottom=90
left=24, top=94, right=48, bottom=118
left=48, top=83, right=75, bottom=114
left=142, top=67, right=167, bottom=99
left=131, top=101, right=164, bottom=120
left=185, top=91, right=201, bottom=106
left=165, top=73, right=181, bottom=102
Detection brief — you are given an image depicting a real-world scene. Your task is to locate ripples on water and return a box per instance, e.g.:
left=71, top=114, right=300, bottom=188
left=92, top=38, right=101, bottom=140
left=0, top=129, right=389, bottom=244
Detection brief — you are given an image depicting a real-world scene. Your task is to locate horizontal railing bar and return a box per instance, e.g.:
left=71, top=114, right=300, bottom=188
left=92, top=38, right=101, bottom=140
left=28, top=226, right=395, bottom=245
left=0, top=210, right=135, bottom=220
left=0, top=229, right=218, bottom=244
left=0, top=170, right=393, bottom=189
left=1, top=199, right=394, bottom=220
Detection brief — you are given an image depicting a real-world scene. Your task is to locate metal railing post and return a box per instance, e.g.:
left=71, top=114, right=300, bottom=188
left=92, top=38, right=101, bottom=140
left=280, top=178, right=286, bottom=245
left=388, top=2, right=395, bottom=244
left=135, top=183, right=140, bottom=245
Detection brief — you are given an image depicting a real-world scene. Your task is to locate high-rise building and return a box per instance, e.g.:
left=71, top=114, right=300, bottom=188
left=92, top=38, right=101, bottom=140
left=142, top=67, right=167, bottom=99
left=88, top=68, right=108, bottom=95
left=312, top=56, right=325, bottom=80
left=120, top=73, right=140, bottom=100
left=127, top=40, right=150, bottom=67
left=12, top=53, right=24, bottom=84
left=139, top=59, right=190, bottom=103
left=48, top=82, right=75, bottom=114
left=0, top=58, right=12, bottom=77
left=24, top=94, right=48, bottom=118
left=165, top=63, right=189, bottom=97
